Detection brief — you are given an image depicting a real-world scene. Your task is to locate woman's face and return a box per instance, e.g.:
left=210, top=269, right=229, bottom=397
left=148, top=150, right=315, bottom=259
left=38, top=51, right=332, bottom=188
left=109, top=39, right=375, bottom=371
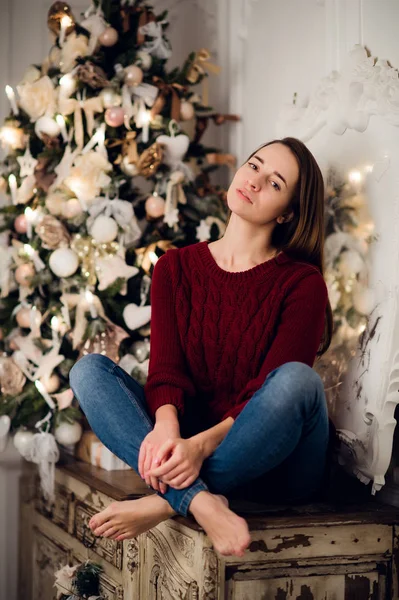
left=227, top=143, right=300, bottom=226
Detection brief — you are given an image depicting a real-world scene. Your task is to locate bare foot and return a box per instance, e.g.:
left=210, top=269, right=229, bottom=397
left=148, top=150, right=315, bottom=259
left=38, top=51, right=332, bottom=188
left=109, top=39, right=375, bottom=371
left=89, top=494, right=176, bottom=541
left=189, top=491, right=251, bottom=557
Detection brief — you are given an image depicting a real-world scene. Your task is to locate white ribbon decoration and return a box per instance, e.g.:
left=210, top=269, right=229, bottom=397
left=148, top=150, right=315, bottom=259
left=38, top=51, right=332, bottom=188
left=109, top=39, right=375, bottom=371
left=121, top=82, right=158, bottom=129
left=138, top=21, right=172, bottom=59
left=24, top=431, right=60, bottom=504
left=12, top=341, right=64, bottom=382
left=63, top=290, right=107, bottom=349
left=81, top=3, right=107, bottom=54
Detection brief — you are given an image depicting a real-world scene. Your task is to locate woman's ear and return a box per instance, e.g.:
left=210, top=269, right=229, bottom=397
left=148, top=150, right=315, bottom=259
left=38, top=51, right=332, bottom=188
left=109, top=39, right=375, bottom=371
left=277, top=211, right=294, bottom=225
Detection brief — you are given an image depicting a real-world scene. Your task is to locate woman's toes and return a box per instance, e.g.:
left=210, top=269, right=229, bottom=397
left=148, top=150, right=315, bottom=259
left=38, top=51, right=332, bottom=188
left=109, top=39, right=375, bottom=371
left=102, top=526, right=120, bottom=538
left=93, top=521, right=114, bottom=536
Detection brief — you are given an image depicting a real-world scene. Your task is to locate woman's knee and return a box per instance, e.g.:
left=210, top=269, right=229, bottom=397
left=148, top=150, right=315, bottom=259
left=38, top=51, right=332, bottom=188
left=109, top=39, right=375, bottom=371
left=258, top=361, right=325, bottom=413
left=277, top=361, right=324, bottom=395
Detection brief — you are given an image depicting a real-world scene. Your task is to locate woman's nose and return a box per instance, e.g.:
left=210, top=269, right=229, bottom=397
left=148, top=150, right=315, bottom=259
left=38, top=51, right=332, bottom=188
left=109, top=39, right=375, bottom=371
left=246, top=178, right=260, bottom=192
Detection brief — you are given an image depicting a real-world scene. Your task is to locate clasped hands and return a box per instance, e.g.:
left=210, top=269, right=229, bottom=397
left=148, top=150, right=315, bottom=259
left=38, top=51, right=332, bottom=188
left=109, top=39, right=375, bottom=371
left=138, top=423, right=205, bottom=494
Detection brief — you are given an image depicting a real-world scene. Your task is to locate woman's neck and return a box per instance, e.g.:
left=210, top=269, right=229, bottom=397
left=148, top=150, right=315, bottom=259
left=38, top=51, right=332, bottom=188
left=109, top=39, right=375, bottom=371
left=210, top=217, right=278, bottom=270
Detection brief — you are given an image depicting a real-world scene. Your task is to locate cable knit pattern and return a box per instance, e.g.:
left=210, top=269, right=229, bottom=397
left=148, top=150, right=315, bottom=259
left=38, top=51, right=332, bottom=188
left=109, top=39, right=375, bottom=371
left=144, top=241, right=328, bottom=424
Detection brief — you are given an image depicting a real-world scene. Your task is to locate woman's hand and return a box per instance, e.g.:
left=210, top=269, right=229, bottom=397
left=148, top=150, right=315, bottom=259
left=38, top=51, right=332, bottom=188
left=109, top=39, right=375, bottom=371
left=148, top=437, right=206, bottom=490
left=138, top=422, right=180, bottom=494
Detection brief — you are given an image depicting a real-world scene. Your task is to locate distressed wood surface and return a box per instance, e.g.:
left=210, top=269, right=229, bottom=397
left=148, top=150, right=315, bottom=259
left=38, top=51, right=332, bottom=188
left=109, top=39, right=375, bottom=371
left=19, top=461, right=399, bottom=600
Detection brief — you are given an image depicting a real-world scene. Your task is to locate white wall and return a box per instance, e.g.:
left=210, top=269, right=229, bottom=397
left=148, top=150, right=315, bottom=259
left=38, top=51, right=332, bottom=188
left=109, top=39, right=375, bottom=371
left=225, top=0, right=399, bottom=162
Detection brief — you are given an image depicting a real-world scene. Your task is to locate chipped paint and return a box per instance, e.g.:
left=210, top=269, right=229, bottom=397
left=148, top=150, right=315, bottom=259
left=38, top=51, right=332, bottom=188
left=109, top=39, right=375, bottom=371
left=345, top=574, right=378, bottom=600
left=249, top=534, right=313, bottom=554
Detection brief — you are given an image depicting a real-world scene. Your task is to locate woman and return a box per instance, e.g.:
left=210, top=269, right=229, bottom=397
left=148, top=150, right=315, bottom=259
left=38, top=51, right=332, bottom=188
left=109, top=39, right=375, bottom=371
left=70, top=137, right=333, bottom=558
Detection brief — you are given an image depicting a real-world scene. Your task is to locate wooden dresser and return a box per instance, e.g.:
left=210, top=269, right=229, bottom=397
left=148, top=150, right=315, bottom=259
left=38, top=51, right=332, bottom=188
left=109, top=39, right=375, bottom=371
left=19, top=456, right=399, bottom=600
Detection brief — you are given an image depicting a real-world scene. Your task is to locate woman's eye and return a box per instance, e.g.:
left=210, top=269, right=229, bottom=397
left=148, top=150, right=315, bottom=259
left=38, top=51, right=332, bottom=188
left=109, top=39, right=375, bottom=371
left=271, top=181, right=280, bottom=191
left=248, top=162, right=257, bottom=170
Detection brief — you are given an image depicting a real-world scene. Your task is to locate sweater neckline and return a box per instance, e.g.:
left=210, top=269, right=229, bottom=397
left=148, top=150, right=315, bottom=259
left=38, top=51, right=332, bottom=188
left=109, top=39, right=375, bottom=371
left=197, top=241, right=290, bottom=282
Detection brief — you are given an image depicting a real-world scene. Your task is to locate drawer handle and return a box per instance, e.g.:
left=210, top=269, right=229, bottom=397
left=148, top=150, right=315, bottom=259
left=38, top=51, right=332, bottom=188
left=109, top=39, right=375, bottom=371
left=82, top=523, right=96, bottom=549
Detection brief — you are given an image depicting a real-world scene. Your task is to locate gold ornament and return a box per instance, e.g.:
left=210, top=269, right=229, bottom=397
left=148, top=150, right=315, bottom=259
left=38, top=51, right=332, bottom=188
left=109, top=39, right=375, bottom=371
left=108, top=131, right=139, bottom=166
left=70, top=234, right=119, bottom=286
left=135, top=240, right=175, bottom=275
left=206, top=152, right=237, bottom=170
left=35, top=215, right=71, bottom=250
left=79, top=322, right=130, bottom=363
left=136, top=142, right=163, bottom=178
left=0, top=357, right=26, bottom=396
left=47, top=2, right=75, bottom=35
left=185, top=49, right=221, bottom=106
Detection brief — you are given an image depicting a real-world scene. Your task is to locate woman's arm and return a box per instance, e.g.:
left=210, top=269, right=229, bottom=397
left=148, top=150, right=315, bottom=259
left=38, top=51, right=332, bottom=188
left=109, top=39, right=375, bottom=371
left=191, top=417, right=234, bottom=458
left=144, top=252, right=196, bottom=420
left=155, top=404, right=180, bottom=430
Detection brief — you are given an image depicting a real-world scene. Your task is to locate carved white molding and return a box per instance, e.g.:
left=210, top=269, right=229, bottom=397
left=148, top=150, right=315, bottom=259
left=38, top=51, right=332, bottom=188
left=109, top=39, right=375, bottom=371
left=276, top=45, right=399, bottom=142
left=277, top=44, right=399, bottom=493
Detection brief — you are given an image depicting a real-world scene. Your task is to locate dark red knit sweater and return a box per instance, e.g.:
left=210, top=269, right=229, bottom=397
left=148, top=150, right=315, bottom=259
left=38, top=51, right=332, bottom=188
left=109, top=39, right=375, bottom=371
left=144, top=241, right=328, bottom=425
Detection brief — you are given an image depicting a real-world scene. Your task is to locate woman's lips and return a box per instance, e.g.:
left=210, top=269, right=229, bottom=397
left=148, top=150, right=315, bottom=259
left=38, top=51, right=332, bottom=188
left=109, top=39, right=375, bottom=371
left=237, top=189, right=253, bottom=204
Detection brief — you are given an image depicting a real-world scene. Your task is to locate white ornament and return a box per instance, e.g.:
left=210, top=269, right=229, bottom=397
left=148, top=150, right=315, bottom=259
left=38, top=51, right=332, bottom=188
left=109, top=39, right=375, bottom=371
left=353, top=286, right=375, bottom=315
left=339, top=250, right=364, bottom=278
left=156, top=134, right=190, bottom=169
left=100, top=87, right=122, bottom=109
left=163, top=208, right=179, bottom=228
left=196, top=219, right=211, bottom=242
left=180, top=101, right=195, bottom=121
left=17, top=143, right=38, bottom=178
left=90, top=215, right=118, bottom=243
left=136, top=50, right=152, bottom=70
left=49, top=248, right=79, bottom=278
left=96, top=254, right=139, bottom=291
left=0, top=416, right=11, bottom=452
left=34, top=116, right=61, bottom=138
left=123, top=303, right=151, bottom=331
left=62, top=198, right=83, bottom=219
left=120, top=155, right=139, bottom=176
left=13, top=429, right=34, bottom=457
left=55, top=421, right=83, bottom=446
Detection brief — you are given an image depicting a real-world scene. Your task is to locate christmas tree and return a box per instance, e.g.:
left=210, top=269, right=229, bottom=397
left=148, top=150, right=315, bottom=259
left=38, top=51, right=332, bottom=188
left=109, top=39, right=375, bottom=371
left=0, top=0, right=237, bottom=456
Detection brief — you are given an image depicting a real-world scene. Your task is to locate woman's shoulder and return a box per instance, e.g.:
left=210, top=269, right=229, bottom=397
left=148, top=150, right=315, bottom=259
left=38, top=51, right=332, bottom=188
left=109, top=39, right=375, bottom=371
left=158, top=242, right=202, bottom=274
left=279, top=255, right=328, bottom=293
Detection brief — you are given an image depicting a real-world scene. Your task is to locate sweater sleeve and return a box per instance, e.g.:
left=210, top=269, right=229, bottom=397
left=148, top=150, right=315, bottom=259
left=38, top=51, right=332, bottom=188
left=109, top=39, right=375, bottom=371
left=223, top=270, right=328, bottom=421
left=144, top=251, right=196, bottom=420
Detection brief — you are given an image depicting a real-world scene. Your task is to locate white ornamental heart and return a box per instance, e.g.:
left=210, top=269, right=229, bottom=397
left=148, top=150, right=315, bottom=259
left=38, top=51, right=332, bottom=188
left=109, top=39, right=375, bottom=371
left=0, top=415, right=11, bottom=452
left=123, top=303, right=151, bottom=331
left=156, top=134, right=189, bottom=168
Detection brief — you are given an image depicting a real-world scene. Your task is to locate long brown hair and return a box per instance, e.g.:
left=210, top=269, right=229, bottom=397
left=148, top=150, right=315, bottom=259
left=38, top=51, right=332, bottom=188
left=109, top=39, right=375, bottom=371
left=243, top=137, right=333, bottom=355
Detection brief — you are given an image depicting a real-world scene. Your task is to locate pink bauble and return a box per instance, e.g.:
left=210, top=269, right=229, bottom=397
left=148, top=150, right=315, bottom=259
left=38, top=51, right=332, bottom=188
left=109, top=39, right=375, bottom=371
left=16, top=307, right=31, bottom=328
left=99, top=26, right=119, bottom=47
left=124, top=65, right=143, bottom=87
left=105, top=107, right=125, bottom=127
left=14, top=214, right=28, bottom=234
left=15, top=263, right=35, bottom=286
left=145, top=195, right=165, bottom=219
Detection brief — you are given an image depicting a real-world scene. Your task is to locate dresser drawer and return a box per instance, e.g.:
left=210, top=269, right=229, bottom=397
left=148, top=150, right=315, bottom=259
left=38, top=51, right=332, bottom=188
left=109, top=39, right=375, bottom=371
left=244, top=523, right=392, bottom=565
left=74, top=499, right=123, bottom=570
left=35, top=481, right=74, bottom=534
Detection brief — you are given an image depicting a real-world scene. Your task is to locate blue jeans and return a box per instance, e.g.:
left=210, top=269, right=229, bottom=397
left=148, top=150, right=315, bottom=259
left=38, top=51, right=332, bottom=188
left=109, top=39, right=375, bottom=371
left=69, top=355, right=329, bottom=517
